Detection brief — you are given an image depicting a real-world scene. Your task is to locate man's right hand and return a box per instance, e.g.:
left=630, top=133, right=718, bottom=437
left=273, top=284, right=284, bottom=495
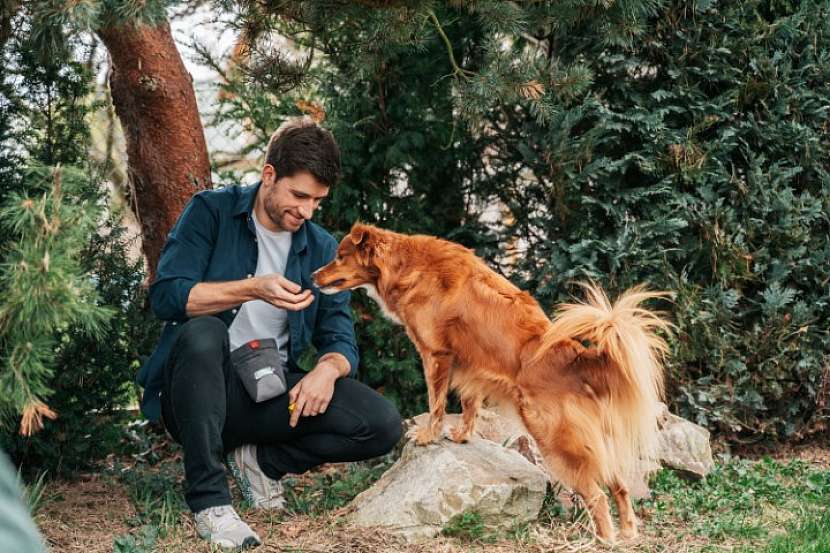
left=253, top=274, right=314, bottom=311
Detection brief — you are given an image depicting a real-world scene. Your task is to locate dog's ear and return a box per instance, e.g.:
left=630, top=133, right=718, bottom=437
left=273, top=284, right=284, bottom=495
left=349, top=223, right=370, bottom=246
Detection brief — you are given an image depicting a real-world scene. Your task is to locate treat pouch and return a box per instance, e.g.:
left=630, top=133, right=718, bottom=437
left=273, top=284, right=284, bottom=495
left=230, top=338, right=287, bottom=402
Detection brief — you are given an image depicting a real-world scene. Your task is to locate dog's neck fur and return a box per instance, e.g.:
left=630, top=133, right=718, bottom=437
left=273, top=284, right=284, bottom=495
left=357, top=283, right=403, bottom=325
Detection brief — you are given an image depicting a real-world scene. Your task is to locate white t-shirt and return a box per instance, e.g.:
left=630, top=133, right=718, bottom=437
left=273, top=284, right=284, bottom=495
left=228, top=213, right=293, bottom=366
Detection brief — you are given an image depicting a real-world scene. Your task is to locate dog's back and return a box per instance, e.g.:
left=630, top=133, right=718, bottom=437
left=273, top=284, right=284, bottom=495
left=383, top=233, right=552, bottom=394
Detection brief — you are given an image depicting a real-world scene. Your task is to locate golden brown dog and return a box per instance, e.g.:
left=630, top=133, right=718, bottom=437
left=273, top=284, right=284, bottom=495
left=313, top=223, right=671, bottom=542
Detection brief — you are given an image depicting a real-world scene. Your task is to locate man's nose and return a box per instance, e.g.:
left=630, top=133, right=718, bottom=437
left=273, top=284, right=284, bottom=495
left=298, top=203, right=313, bottom=220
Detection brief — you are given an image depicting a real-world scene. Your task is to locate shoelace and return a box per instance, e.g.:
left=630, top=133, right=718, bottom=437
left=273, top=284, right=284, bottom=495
left=207, top=506, right=243, bottom=532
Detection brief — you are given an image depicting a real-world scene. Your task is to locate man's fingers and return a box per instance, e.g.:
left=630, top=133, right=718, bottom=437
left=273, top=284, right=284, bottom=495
left=277, top=288, right=312, bottom=304
left=278, top=275, right=302, bottom=294
left=302, top=399, right=318, bottom=418
left=308, top=398, right=324, bottom=417
left=289, top=395, right=306, bottom=428
left=276, top=293, right=314, bottom=311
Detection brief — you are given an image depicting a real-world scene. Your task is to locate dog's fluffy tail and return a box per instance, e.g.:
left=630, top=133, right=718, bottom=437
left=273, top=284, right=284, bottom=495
left=540, top=282, right=672, bottom=481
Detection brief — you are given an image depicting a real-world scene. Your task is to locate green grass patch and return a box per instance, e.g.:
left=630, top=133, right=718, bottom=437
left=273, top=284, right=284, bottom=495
left=18, top=469, right=49, bottom=516
left=113, top=525, right=159, bottom=553
left=757, top=508, right=830, bottom=553
left=116, top=459, right=188, bottom=531
left=283, top=457, right=393, bottom=516
left=441, top=510, right=494, bottom=543
left=647, top=457, right=830, bottom=545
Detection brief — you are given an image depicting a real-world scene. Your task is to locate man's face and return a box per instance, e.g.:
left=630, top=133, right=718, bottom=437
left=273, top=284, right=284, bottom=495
left=260, top=165, right=330, bottom=232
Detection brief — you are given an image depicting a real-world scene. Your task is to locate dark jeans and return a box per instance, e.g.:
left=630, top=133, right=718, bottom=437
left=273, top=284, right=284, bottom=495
left=160, top=316, right=402, bottom=513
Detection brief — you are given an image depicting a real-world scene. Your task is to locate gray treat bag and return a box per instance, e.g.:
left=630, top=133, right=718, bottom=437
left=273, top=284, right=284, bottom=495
left=230, top=338, right=288, bottom=403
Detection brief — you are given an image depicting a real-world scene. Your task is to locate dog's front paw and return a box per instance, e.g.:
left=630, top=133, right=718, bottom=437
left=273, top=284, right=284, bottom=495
left=449, top=425, right=472, bottom=443
left=414, top=426, right=438, bottom=446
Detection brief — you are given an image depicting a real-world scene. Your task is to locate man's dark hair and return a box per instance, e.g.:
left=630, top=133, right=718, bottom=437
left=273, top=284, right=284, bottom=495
left=265, top=116, right=341, bottom=188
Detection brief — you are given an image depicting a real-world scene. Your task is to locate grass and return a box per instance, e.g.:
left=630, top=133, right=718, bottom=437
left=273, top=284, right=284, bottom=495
left=33, top=438, right=830, bottom=553
left=18, top=468, right=49, bottom=516
left=441, top=511, right=491, bottom=542
left=757, top=509, right=830, bottom=553
left=282, top=455, right=394, bottom=516
left=644, top=456, right=830, bottom=550
left=107, top=451, right=189, bottom=552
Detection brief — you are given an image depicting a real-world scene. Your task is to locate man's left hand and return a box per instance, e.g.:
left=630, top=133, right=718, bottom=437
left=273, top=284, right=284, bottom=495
left=288, top=354, right=350, bottom=427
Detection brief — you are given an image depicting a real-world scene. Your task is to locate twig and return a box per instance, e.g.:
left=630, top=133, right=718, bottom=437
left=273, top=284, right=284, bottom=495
left=427, top=9, right=473, bottom=81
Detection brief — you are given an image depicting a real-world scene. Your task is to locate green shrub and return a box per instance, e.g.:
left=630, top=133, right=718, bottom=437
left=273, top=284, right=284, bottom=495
left=505, top=0, right=830, bottom=438
left=0, top=199, right=159, bottom=476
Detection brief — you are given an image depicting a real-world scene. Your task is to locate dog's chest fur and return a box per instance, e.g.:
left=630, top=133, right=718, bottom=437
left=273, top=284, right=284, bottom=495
left=358, top=284, right=403, bottom=325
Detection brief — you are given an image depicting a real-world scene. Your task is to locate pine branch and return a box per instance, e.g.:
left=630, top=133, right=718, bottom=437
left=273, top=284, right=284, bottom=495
left=427, top=9, right=473, bottom=81
left=0, top=165, right=113, bottom=435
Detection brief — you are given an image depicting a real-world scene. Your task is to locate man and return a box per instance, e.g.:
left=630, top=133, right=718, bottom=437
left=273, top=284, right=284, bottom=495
left=137, top=117, right=402, bottom=550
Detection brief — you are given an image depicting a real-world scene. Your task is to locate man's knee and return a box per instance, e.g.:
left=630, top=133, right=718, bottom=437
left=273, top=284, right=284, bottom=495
left=367, top=400, right=403, bottom=454
left=175, top=317, right=228, bottom=361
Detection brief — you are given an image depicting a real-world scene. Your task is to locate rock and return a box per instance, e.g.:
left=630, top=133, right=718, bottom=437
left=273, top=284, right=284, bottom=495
left=405, top=403, right=546, bottom=467
left=656, top=402, right=715, bottom=480
left=366, top=400, right=713, bottom=533
left=628, top=403, right=716, bottom=497
left=348, top=436, right=548, bottom=542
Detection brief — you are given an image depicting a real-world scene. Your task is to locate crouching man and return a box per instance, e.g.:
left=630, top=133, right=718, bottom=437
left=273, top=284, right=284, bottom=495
left=136, top=117, right=402, bottom=550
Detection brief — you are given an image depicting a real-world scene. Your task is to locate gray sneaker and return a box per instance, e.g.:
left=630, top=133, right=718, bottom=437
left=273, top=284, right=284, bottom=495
left=228, top=444, right=287, bottom=510
left=193, top=504, right=261, bottom=550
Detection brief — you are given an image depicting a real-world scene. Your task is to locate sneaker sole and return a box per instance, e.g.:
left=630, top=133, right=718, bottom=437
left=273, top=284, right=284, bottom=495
left=197, top=530, right=261, bottom=551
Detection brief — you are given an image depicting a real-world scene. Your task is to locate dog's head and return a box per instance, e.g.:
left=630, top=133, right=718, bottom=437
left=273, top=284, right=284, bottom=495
left=313, top=223, right=383, bottom=295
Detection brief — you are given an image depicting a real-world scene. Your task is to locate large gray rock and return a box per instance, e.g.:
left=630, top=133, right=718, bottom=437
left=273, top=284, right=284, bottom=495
left=348, top=436, right=548, bottom=542
left=353, top=401, right=713, bottom=537
left=656, top=402, right=715, bottom=479
left=628, top=403, right=715, bottom=498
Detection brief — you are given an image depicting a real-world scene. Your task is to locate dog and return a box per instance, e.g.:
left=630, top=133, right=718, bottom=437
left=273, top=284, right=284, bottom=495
left=312, top=223, right=671, bottom=542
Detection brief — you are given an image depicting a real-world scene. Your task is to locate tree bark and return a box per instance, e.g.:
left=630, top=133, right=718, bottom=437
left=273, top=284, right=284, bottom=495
left=97, top=21, right=210, bottom=281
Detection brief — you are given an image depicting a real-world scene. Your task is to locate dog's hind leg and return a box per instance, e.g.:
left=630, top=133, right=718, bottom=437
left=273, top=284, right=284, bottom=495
left=415, top=351, right=453, bottom=446
left=519, top=406, right=616, bottom=542
left=449, top=394, right=482, bottom=443
left=571, top=471, right=615, bottom=543
left=609, top=476, right=638, bottom=540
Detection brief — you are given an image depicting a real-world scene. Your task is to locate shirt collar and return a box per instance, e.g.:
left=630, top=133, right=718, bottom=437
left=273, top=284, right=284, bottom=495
left=233, top=181, right=260, bottom=217
left=235, top=181, right=308, bottom=255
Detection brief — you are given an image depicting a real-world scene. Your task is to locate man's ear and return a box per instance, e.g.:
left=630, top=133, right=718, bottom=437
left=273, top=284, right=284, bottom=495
left=262, top=163, right=277, bottom=186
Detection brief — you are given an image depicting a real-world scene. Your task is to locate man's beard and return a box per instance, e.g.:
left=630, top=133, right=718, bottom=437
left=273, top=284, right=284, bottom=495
left=264, top=193, right=302, bottom=231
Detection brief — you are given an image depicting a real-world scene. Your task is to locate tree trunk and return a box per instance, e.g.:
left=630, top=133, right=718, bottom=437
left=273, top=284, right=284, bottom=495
left=97, top=21, right=210, bottom=281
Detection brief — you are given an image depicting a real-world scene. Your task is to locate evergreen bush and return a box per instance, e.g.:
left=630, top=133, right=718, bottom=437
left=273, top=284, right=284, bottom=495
left=499, top=0, right=830, bottom=438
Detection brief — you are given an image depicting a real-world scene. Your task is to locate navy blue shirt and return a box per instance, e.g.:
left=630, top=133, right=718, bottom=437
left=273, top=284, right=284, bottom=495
left=137, top=182, right=358, bottom=421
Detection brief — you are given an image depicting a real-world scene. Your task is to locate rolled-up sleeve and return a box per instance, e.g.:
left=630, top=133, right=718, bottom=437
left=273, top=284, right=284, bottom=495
left=312, top=242, right=359, bottom=377
left=149, top=194, right=216, bottom=321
